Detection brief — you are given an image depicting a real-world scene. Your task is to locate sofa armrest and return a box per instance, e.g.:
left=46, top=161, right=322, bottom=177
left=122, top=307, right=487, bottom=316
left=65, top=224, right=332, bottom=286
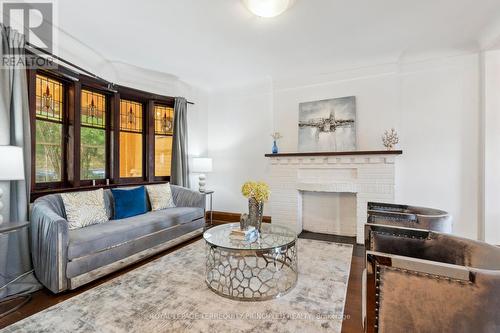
left=170, top=185, right=206, bottom=210
left=30, top=201, right=69, bottom=293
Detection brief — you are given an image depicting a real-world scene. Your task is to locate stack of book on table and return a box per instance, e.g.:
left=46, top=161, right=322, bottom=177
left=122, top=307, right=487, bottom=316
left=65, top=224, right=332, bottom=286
left=230, top=226, right=257, bottom=241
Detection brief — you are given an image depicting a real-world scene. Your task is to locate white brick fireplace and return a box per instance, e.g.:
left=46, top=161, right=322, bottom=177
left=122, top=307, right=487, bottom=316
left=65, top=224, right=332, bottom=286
left=267, top=152, right=401, bottom=243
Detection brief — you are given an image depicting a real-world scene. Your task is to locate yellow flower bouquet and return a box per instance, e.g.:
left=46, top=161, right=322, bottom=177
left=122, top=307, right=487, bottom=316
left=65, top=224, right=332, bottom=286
left=241, top=181, right=270, bottom=203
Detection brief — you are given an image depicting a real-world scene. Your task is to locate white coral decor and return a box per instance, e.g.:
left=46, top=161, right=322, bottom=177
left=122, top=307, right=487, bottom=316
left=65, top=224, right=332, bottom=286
left=382, top=128, right=399, bottom=150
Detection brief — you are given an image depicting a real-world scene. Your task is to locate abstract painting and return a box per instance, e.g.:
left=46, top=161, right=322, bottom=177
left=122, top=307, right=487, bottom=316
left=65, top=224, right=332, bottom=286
left=298, top=96, right=356, bottom=152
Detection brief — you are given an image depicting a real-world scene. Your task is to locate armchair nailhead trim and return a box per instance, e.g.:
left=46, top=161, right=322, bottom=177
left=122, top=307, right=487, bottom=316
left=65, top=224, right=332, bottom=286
left=373, top=263, right=382, bottom=332
left=370, top=230, right=429, bottom=250
left=369, top=215, right=418, bottom=223
left=382, top=266, right=472, bottom=285
left=373, top=261, right=472, bottom=333
left=373, top=231, right=429, bottom=240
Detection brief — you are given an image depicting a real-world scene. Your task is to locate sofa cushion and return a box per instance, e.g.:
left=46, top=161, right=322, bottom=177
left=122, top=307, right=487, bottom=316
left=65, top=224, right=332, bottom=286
left=66, top=218, right=205, bottom=278
left=61, top=189, right=109, bottom=230
left=145, top=183, right=175, bottom=211
left=111, top=186, right=148, bottom=219
left=67, top=207, right=204, bottom=260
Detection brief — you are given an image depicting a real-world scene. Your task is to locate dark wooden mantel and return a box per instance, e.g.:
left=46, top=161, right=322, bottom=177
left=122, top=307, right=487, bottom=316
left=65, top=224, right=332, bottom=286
left=264, top=150, right=403, bottom=157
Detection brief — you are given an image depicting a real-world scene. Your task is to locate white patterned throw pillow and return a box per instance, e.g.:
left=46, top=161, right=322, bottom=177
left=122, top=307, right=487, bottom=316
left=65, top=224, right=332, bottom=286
left=61, top=189, right=109, bottom=230
left=146, top=183, right=176, bottom=211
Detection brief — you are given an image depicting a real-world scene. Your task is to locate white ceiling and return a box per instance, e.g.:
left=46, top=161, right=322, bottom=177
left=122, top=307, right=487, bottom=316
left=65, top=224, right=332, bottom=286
left=58, top=0, right=500, bottom=90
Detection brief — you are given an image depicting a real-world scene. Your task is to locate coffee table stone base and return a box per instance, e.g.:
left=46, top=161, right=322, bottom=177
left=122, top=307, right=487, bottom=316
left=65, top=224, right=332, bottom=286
left=205, top=242, right=298, bottom=301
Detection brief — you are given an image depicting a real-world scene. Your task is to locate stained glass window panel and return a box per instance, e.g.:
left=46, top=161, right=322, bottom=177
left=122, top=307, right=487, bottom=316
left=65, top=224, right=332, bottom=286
left=35, top=75, right=63, bottom=121
left=81, top=90, right=106, bottom=128
left=154, top=105, right=174, bottom=135
left=120, top=100, right=143, bottom=132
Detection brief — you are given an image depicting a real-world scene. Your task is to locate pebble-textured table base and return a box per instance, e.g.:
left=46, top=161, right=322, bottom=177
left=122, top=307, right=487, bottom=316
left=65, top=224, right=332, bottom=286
left=206, top=241, right=298, bottom=301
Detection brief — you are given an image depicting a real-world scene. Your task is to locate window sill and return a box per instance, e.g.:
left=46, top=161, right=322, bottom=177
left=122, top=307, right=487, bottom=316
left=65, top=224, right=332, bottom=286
left=30, top=180, right=169, bottom=202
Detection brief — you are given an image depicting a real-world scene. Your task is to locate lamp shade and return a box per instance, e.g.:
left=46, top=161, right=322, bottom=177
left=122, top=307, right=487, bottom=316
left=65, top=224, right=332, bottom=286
left=191, top=157, right=213, bottom=173
left=0, top=146, right=25, bottom=180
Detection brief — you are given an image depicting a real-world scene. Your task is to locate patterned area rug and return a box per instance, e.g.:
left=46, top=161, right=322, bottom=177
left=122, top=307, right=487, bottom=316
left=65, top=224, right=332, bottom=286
left=3, top=239, right=352, bottom=333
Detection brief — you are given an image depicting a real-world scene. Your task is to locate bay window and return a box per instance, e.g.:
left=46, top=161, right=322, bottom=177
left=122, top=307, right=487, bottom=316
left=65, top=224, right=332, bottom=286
left=28, top=62, right=178, bottom=201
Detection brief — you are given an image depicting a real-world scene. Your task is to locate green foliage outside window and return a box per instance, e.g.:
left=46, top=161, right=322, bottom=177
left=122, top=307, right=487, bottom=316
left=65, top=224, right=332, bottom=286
left=35, top=121, right=62, bottom=183
left=81, top=127, right=106, bottom=180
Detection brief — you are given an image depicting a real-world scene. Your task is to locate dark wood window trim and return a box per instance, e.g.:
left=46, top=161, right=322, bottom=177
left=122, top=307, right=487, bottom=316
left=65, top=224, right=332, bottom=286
left=30, top=69, right=72, bottom=192
left=28, top=61, right=175, bottom=202
left=30, top=181, right=169, bottom=202
left=78, top=87, right=113, bottom=187
left=118, top=97, right=147, bottom=184
left=152, top=102, right=174, bottom=182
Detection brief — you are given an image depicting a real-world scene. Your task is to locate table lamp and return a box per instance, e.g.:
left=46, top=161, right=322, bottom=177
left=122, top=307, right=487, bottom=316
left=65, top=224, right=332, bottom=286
left=0, top=146, right=25, bottom=223
left=191, top=157, right=212, bottom=192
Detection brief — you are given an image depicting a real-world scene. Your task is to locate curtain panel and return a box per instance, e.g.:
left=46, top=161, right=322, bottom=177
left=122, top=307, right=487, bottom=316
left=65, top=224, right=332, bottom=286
left=0, top=24, right=41, bottom=301
left=171, top=97, right=190, bottom=188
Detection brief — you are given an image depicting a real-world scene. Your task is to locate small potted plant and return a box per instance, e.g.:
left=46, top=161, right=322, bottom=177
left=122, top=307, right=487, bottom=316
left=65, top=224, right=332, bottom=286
left=270, top=132, right=283, bottom=154
left=240, top=181, right=270, bottom=232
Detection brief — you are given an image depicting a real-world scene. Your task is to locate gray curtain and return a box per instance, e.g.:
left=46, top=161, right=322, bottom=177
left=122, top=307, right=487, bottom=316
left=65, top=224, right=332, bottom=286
left=0, top=24, right=41, bottom=300
left=171, top=97, right=190, bottom=187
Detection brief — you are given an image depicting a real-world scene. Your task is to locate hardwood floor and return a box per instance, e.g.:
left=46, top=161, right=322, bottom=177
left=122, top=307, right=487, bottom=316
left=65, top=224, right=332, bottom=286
left=0, top=228, right=365, bottom=333
left=299, top=231, right=364, bottom=333
left=0, top=237, right=201, bottom=329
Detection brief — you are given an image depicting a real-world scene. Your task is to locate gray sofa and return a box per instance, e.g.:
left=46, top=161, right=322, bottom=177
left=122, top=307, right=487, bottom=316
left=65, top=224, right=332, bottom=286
left=30, top=185, right=206, bottom=294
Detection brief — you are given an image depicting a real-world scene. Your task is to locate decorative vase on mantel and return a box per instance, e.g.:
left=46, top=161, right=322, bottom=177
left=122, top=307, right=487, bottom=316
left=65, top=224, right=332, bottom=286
left=270, top=132, right=282, bottom=155
left=272, top=140, right=279, bottom=154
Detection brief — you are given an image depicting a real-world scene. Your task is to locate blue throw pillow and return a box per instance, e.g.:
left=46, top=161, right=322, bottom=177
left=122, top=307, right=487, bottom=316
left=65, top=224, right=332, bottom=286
left=111, top=186, right=148, bottom=220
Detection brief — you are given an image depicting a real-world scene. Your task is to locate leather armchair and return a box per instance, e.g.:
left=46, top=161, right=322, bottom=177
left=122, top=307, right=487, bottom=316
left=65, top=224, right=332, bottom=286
left=367, top=202, right=452, bottom=233
left=363, top=224, right=500, bottom=333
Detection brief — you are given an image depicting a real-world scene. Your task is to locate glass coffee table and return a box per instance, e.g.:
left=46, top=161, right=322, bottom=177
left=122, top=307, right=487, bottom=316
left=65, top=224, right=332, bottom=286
left=203, top=223, right=298, bottom=301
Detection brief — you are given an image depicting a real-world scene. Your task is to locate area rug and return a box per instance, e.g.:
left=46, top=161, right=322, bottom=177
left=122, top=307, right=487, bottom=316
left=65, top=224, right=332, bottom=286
left=3, top=239, right=353, bottom=333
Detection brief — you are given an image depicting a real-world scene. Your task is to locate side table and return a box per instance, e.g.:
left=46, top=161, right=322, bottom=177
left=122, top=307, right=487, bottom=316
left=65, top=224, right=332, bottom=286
left=0, top=221, right=33, bottom=318
left=201, top=190, right=214, bottom=227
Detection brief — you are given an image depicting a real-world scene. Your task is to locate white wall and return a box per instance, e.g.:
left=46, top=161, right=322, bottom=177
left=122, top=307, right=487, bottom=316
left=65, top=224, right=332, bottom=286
left=397, top=55, right=480, bottom=239
left=207, top=54, right=482, bottom=240
left=484, top=49, right=500, bottom=244
left=206, top=79, right=273, bottom=214
left=273, top=64, right=399, bottom=152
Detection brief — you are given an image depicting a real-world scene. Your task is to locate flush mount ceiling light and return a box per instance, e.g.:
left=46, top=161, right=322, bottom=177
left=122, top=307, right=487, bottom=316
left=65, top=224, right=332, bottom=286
left=242, top=0, right=296, bottom=18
